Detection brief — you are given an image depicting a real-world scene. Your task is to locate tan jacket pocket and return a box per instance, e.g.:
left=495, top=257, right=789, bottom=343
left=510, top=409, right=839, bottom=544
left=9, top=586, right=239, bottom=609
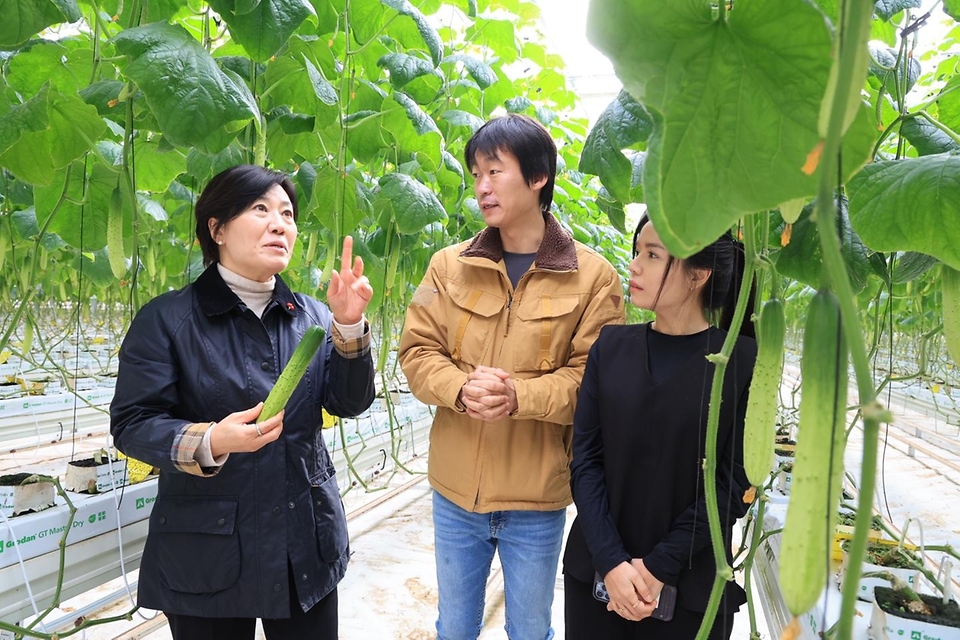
left=514, top=293, right=581, bottom=372
left=447, top=281, right=505, bottom=365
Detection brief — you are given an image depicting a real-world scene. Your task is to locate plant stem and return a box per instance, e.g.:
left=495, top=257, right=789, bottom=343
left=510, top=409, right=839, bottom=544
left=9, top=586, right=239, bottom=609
left=812, top=1, right=880, bottom=637
left=918, top=110, right=960, bottom=145
left=743, top=497, right=767, bottom=638
left=122, top=86, right=140, bottom=317
left=694, top=217, right=757, bottom=640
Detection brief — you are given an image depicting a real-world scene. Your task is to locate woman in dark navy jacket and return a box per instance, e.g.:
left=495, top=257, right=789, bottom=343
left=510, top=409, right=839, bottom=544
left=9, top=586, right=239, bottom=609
left=563, top=215, right=757, bottom=639
left=110, top=165, right=375, bottom=640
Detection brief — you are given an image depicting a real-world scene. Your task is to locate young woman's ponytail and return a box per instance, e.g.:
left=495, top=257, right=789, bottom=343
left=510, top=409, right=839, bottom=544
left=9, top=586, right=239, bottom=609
left=716, top=238, right=756, bottom=338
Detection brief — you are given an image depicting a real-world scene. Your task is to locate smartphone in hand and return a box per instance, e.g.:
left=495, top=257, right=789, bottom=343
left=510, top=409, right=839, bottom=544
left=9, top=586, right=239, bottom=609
left=650, top=584, right=677, bottom=621
left=592, top=573, right=677, bottom=622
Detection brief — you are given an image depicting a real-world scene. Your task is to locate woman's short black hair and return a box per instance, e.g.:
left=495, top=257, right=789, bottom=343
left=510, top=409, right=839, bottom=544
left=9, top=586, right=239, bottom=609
left=194, top=165, right=298, bottom=267
left=633, top=215, right=755, bottom=338
left=464, top=114, right=557, bottom=213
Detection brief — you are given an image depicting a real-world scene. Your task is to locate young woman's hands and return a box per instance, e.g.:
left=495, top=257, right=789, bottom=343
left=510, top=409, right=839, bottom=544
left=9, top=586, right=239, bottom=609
left=631, top=558, right=665, bottom=602
left=603, top=561, right=657, bottom=622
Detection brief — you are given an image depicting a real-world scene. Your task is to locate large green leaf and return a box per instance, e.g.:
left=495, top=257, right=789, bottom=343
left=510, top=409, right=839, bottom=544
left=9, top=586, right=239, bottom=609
left=580, top=90, right=652, bottom=203
left=776, top=198, right=873, bottom=293
left=947, top=0, right=960, bottom=20
left=812, top=0, right=839, bottom=22
left=378, top=53, right=437, bottom=89
left=207, top=0, right=314, bottom=62
left=114, top=0, right=189, bottom=26
left=868, top=43, right=921, bottom=103
left=112, top=23, right=259, bottom=152
left=79, top=80, right=126, bottom=120
left=596, top=188, right=627, bottom=234
left=891, top=251, right=938, bottom=284
left=438, top=150, right=465, bottom=199
left=311, top=166, right=367, bottom=235
left=587, top=0, right=876, bottom=258
left=848, top=154, right=960, bottom=270
left=403, top=73, right=444, bottom=105
left=0, top=85, right=50, bottom=158
left=11, top=207, right=41, bottom=239
left=266, top=118, right=324, bottom=166
left=40, top=162, right=119, bottom=250
left=375, top=173, right=446, bottom=234
left=442, top=54, right=497, bottom=89
left=440, top=109, right=484, bottom=132
left=343, top=109, right=388, bottom=164
left=383, top=0, right=444, bottom=66
left=7, top=42, right=94, bottom=96
left=0, top=0, right=76, bottom=49
left=302, top=56, right=338, bottom=106
left=465, top=18, right=518, bottom=64
left=78, top=247, right=120, bottom=288
left=937, top=74, right=960, bottom=134
left=134, top=138, right=186, bottom=192
left=0, top=87, right=106, bottom=186
left=263, top=43, right=339, bottom=128
left=381, top=93, right=442, bottom=171
left=871, top=17, right=897, bottom=47
left=899, top=116, right=960, bottom=156
left=47, top=0, right=81, bottom=20
left=185, top=143, right=248, bottom=187
left=350, top=0, right=385, bottom=45
left=875, top=0, right=920, bottom=21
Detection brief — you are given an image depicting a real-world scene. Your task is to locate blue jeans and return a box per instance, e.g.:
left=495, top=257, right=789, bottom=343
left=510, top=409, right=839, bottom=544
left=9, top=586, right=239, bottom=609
left=432, top=490, right=566, bottom=640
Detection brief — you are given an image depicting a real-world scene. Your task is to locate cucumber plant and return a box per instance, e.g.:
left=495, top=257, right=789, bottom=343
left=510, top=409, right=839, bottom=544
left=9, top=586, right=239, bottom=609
left=583, top=0, right=960, bottom=637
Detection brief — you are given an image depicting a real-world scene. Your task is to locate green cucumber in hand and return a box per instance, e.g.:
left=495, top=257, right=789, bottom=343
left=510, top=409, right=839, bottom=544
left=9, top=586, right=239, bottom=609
left=257, top=325, right=326, bottom=423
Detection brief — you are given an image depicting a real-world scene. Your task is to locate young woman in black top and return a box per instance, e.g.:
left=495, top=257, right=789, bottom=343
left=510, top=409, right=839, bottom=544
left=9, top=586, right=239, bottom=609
left=562, top=216, right=757, bottom=639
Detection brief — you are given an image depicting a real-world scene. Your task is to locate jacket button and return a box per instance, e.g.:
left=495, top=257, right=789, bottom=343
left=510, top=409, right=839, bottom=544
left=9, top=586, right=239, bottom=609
left=302, top=574, right=308, bottom=581
left=216, top=518, right=225, bottom=527
left=288, top=501, right=295, bottom=509
left=273, top=506, right=281, bottom=516
left=261, top=361, right=271, bottom=370
left=158, top=516, right=166, bottom=525
left=274, top=583, right=282, bottom=592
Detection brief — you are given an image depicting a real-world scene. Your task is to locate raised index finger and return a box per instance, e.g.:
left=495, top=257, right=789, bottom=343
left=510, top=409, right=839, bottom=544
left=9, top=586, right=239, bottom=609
left=340, top=235, right=354, bottom=274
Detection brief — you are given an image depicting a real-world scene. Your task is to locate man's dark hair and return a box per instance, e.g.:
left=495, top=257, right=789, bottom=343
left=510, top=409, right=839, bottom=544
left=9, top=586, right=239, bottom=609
left=194, top=165, right=298, bottom=267
left=464, top=114, right=557, bottom=213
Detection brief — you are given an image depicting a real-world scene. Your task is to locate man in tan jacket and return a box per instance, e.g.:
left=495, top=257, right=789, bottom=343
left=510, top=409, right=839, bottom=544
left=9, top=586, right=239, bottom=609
left=399, top=114, right=625, bottom=640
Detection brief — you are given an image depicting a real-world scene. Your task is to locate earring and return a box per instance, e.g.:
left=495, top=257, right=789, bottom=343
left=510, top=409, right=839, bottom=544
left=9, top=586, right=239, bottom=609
left=216, top=240, right=223, bottom=245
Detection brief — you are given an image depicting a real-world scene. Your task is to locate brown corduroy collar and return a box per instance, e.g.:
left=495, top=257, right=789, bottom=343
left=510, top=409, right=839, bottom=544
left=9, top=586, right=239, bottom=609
left=459, top=213, right=578, bottom=272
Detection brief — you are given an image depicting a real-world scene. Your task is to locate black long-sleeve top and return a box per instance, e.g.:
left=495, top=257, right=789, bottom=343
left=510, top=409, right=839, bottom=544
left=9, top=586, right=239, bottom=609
left=562, top=323, right=757, bottom=614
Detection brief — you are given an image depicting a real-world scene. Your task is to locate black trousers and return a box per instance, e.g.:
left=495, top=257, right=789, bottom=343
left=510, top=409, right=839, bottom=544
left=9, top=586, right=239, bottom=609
left=563, top=573, right=735, bottom=640
left=165, top=569, right=338, bottom=640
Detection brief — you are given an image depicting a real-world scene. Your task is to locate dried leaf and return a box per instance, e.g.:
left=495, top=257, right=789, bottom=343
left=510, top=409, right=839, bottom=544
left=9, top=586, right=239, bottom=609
left=780, top=617, right=801, bottom=640
left=781, top=224, right=793, bottom=247
left=802, top=140, right=824, bottom=175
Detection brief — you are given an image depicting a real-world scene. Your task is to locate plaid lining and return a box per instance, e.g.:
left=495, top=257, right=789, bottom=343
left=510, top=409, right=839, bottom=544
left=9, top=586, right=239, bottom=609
left=172, top=422, right=222, bottom=477
left=331, top=321, right=371, bottom=359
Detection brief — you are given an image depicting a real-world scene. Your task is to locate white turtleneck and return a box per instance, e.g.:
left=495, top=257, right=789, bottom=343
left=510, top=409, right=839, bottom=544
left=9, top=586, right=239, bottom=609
left=217, top=263, right=276, bottom=318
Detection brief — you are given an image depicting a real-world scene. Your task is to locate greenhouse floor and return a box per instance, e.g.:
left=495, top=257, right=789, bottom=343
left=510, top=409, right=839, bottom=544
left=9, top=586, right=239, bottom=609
left=53, top=464, right=764, bottom=640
